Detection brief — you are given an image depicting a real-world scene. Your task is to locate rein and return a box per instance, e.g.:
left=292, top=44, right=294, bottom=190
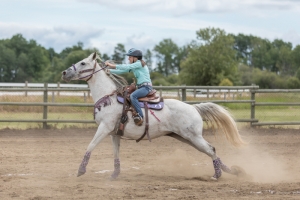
left=72, top=61, right=108, bottom=81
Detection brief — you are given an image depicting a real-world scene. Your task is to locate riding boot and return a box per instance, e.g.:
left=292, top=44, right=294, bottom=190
left=132, top=113, right=143, bottom=126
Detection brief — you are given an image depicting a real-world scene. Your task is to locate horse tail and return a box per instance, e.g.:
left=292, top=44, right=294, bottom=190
left=193, top=102, right=246, bottom=147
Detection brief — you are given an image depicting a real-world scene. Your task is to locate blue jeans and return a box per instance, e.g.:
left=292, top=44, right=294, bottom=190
left=130, top=85, right=152, bottom=118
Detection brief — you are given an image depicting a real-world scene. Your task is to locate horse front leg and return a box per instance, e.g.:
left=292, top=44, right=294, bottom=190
left=77, top=124, right=110, bottom=177
left=110, top=135, right=121, bottom=180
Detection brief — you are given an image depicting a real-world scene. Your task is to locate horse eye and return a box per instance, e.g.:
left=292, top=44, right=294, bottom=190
left=81, top=62, right=86, bottom=65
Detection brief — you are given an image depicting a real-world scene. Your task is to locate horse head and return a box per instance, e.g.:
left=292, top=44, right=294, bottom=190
left=61, top=52, right=104, bottom=82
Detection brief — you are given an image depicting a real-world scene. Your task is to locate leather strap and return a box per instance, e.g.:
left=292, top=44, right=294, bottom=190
left=136, top=102, right=151, bottom=142
left=116, top=89, right=128, bottom=136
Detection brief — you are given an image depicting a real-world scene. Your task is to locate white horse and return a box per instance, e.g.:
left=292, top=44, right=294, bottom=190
left=61, top=52, right=246, bottom=180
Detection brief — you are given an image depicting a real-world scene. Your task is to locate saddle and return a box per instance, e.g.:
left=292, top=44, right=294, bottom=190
left=126, top=82, right=161, bottom=102
left=115, top=82, right=163, bottom=142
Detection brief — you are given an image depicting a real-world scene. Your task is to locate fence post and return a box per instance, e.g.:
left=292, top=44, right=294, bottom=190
left=25, top=81, right=28, bottom=97
left=159, top=84, right=162, bottom=97
left=57, top=82, right=60, bottom=96
left=52, top=91, right=55, bottom=102
left=182, top=85, right=186, bottom=101
left=207, top=89, right=209, bottom=99
left=43, top=83, right=48, bottom=129
left=250, top=88, right=256, bottom=127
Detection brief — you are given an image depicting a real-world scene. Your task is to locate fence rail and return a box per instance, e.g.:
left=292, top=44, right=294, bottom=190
left=2, top=82, right=300, bottom=128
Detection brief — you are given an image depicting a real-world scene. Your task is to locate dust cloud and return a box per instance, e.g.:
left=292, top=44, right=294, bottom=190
left=224, top=134, right=298, bottom=183
left=142, top=129, right=299, bottom=184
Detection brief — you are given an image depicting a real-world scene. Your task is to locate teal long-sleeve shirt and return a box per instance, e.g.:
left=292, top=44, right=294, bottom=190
left=110, top=60, right=152, bottom=85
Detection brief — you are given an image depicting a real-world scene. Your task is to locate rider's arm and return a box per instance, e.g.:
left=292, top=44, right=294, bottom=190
left=116, top=61, right=142, bottom=71
left=109, top=69, right=130, bottom=74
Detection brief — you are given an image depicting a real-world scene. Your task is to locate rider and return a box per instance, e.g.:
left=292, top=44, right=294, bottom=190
left=105, top=48, right=153, bottom=126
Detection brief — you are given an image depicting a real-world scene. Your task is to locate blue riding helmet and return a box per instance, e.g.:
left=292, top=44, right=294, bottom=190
left=125, top=48, right=143, bottom=57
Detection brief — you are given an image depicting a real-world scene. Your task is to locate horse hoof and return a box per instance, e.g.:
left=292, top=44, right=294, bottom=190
left=77, top=171, right=86, bottom=177
left=210, top=177, right=218, bottom=181
left=110, top=170, right=120, bottom=180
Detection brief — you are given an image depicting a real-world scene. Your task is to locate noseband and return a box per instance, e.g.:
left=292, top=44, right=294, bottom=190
left=72, top=61, right=108, bottom=82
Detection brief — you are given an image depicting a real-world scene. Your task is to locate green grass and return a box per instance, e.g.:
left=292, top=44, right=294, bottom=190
left=0, top=112, right=97, bottom=130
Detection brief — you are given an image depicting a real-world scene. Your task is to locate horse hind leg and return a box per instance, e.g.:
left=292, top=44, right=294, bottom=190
left=211, top=157, right=239, bottom=180
left=166, top=133, right=237, bottom=180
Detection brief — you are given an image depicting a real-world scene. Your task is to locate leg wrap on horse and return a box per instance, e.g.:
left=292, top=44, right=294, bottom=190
left=110, top=158, right=120, bottom=180
left=212, top=158, right=222, bottom=179
left=77, top=151, right=91, bottom=177
left=212, top=157, right=237, bottom=179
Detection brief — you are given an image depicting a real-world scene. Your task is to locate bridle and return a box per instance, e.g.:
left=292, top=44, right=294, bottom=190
left=72, top=61, right=108, bottom=82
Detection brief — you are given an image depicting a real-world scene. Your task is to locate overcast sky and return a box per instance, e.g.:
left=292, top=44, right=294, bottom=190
left=1, top=0, right=300, bottom=55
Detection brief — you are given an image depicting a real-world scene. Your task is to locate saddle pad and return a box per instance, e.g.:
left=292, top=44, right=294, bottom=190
left=117, top=96, right=164, bottom=110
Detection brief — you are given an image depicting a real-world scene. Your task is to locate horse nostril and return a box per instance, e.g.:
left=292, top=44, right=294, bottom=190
left=62, top=71, right=66, bottom=76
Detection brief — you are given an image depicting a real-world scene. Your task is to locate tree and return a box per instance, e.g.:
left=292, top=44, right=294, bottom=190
left=14, top=52, right=29, bottom=82
left=292, top=45, right=300, bottom=77
left=143, top=49, right=153, bottom=71
left=231, top=34, right=259, bottom=66
left=25, top=46, right=50, bottom=82
left=174, top=45, right=188, bottom=73
left=59, top=42, right=84, bottom=59
left=0, top=44, right=17, bottom=82
left=112, top=43, right=126, bottom=63
left=6, top=34, right=28, bottom=57
left=250, top=37, right=273, bottom=71
left=101, top=53, right=111, bottom=61
left=180, top=27, right=238, bottom=86
left=154, top=39, right=179, bottom=76
left=270, top=39, right=293, bottom=75
left=0, top=34, right=51, bottom=82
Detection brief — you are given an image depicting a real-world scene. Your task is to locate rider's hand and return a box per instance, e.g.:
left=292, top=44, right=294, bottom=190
left=105, top=61, right=109, bottom=66
left=105, top=69, right=110, bottom=74
left=105, top=61, right=116, bottom=69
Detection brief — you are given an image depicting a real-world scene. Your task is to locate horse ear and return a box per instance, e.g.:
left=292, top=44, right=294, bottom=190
left=92, top=52, right=103, bottom=62
left=92, top=52, right=97, bottom=61
left=87, top=53, right=95, bottom=62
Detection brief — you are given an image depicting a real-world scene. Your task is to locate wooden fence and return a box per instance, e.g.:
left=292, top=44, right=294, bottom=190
left=1, top=83, right=300, bottom=128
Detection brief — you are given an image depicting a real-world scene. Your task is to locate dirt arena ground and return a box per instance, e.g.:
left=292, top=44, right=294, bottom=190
left=1, top=127, right=300, bottom=200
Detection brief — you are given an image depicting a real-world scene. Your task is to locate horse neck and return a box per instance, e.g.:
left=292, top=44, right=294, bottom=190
left=87, top=70, right=117, bottom=103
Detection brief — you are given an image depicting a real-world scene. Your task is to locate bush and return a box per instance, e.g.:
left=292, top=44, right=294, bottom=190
left=287, top=77, right=300, bottom=89
left=219, top=78, right=233, bottom=86
left=152, top=78, right=171, bottom=86
left=253, top=69, right=287, bottom=89
left=166, top=74, right=180, bottom=85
